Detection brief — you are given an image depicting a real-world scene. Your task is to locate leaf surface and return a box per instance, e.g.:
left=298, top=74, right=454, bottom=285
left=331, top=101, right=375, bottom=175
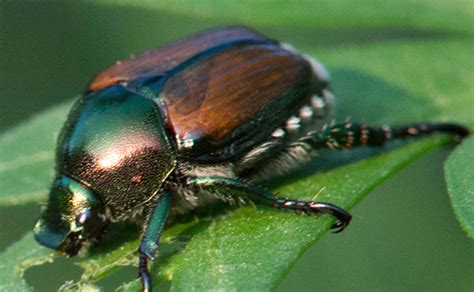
left=445, top=136, right=474, bottom=239
left=0, top=1, right=472, bottom=291
left=0, top=232, right=54, bottom=291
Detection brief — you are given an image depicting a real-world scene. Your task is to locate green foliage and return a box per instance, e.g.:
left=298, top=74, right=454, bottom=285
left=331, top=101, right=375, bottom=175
left=445, top=137, right=474, bottom=239
left=0, top=1, right=472, bottom=291
left=91, top=0, right=474, bottom=34
left=0, top=233, right=54, bottom=291
left=0, top=102, right=72, bottom=206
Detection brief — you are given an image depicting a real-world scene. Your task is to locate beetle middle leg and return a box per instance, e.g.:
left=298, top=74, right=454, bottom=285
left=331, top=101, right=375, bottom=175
left=139, top=191, right=172, bottom=292
left=185, top=176, right=351, bottom=232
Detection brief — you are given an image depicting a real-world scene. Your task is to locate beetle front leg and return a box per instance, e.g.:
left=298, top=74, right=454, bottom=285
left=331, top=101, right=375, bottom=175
left=139, top=192, right=172, bottom=292
left=186, top=177, right=351, bottom=232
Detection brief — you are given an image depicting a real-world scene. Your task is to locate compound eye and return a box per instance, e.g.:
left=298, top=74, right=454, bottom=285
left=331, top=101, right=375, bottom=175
left=77, top=209, right=107, bottom=239
left=76, top=210, right=92, bottom=226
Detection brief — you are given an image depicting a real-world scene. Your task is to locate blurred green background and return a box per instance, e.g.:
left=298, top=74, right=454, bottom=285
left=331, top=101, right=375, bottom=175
left=1, top=1, right=472, bottom=291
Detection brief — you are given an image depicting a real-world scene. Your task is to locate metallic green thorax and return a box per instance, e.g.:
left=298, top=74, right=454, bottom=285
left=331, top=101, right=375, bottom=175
left=57, top=85, right=177, bottom=219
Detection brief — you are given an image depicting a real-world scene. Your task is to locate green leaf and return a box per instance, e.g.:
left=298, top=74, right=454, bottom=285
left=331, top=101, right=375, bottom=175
left=0, top=102, right=73, bottom=206
left=90, top=0, right=474, bottom=34
left=445, top=136, right=474, bottom=239
left=0, top=232, right=55, bottom=291
left=1, top=1, right=473, bottom=291
left=77, top=220, right=200, bottom=283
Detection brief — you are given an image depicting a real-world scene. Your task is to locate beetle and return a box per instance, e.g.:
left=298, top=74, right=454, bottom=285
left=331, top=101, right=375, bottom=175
left=33, top=26, right=469, bottom=291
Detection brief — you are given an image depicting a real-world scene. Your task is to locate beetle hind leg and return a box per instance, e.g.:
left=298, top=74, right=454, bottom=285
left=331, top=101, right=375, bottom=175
left=272, top=198, right=351, bottom=233
left=294, top=121, right=469, bottom=151
left=186, top=176, right=351, bottom=232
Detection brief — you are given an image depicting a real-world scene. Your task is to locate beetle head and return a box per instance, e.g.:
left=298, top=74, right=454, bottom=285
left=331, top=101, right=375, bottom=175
left=34, top=175, right=107, bottom=256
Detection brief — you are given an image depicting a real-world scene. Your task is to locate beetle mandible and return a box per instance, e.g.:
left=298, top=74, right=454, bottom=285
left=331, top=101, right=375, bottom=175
left=33, top=26, right=469, bottom=291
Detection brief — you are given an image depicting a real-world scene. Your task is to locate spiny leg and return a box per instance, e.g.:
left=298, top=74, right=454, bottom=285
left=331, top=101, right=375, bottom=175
left=186, top=176, right=351, bottom=232
left=139, top=192, right=172, bottom=292
left=293, top=122, right=469, bottom=151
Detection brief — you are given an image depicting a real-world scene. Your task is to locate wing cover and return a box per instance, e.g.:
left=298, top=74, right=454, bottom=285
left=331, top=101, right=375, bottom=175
left=159, top=43, right=316, bottom=162
left=88, top=27, right=268, bottom=91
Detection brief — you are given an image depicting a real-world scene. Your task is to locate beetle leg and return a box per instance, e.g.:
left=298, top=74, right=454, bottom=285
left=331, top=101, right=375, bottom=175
left=248, top=121, right=469, bottom=181
left=186, top=176, right=351, bottom=232
left=139, top=192, right=172, bottom=292
left=292, top=122, right=469, bottom=151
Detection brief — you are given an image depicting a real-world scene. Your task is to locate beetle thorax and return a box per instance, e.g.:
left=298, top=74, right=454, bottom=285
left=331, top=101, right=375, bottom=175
left=56, top=85, right=177, bottom=220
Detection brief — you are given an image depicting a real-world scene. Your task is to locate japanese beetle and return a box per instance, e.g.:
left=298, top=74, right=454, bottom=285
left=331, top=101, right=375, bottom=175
left=33, top=26, right=469, bottom=291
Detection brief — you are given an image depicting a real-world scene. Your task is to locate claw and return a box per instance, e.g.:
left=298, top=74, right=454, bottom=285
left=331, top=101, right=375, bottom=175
left=331, top=220, right=350, bottom=233
left=326, top=204, right=352, bottom=233
left=316, top=202, right=352, bottom=233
